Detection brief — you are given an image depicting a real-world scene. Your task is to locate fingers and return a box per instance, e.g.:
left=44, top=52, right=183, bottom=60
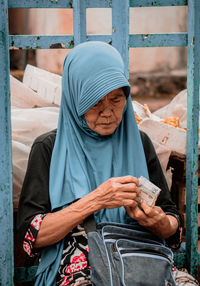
left=125, top=200, right=175, bottom=238
left=114, top=176, right=140, bottom=186
left=140, top=200, right=154, bottom=217
left=95, top=176, right=140, bottom=210
left=125, top=205, right=147, bottom=221
left=118, top=190, right=139, bottom=200
left=140, top=200, right=162, bottom=218
left=123, top=200, right=138, bottom=208
left=115, top=176, right=140, bottom=194
left=117, top=182, right=140, bottom=194
left=125, top=200, right=164, bottom=222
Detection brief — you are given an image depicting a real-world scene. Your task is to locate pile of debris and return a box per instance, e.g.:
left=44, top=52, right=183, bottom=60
left=132, top=90, right=190, bottom=189
left=133, top=89, right=189, bottom=159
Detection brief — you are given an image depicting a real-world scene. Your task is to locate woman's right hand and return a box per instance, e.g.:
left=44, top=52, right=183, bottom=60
left=93, top=176, right=140, bottom=210
left=34, top=176, right=140, bottom=248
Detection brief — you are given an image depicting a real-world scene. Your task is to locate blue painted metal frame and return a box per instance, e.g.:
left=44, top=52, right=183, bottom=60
left=73, top=0, right=86, bottom=45
left=8, top=0, right=187, bottom=8
left=0, top=0, right=14, bottom=285
left=9, top=33, right=187, bottom=50
left=112, top=0, right=129, bottom=78
left=1, top=0, right=200, bottom=284
left=186, top=0, right=200, bottom=277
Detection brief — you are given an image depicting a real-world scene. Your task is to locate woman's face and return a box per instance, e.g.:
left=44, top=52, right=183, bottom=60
left=85, top=88, right=126, bottom=135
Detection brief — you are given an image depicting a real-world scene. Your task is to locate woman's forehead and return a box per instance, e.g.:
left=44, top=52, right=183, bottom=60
left=107, top=88, right=125, bottom=96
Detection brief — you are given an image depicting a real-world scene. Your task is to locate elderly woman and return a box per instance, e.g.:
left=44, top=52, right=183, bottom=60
left=17, top=42, right=181, bottom=285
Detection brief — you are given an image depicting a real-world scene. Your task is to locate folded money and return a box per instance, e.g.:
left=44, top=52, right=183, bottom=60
left=136, top=176, right=161, bottom=207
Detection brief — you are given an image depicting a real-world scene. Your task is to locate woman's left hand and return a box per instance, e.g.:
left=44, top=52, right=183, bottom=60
left=125, top=200, right=178, bottom=238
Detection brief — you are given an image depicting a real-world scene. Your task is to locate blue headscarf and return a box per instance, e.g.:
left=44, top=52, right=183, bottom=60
left=49, top=41, right=149, bottom=223
left=35, top=42, right=149, bottom=285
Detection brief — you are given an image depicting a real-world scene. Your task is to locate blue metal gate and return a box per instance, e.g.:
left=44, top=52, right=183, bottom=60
left=0, top=0, right=200, bottom=284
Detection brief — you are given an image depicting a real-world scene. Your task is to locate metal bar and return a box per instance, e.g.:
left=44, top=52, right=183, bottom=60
left=174, top=252, right=187, bottom=269
left=129, top=33, right=187, bottom=47
left=185, top=0, right=200, bottom=278
left=9, top=33, right=187, bottom=50
left=14, top=266, right=37, bottom=283
left=5, top=0, right=196, bottom=283
left=22, top=9, right=29, bottom=69
left=8, top=0, right=187, bottom=8
left=8, top=0, right=73, bottom=8
left=130, top=0, right=187, bottom=7
left=9, top=35, right=74, bottom=49
left=112, top=0, right=129, bottom=78
left=8, top=0, right=110, bottom=8
left=0, top=0, right=14, bottom=285
left=73, top=0, right=86, bottom=46
left=86, top=35, right=112, bottom=43
left=9, top=35, right=112, bottom=49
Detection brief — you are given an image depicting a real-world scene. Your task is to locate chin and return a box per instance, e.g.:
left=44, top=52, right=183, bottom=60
left=97, top=128, right=116, bottom=136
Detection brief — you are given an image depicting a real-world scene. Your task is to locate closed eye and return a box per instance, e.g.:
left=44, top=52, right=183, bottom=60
left=111, top=95, right=125, bottom=103
left=112, top=99, right=121, bottom=103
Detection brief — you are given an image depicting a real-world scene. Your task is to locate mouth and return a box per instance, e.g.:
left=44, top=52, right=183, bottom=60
left=97, top=122, right=115, bottom=125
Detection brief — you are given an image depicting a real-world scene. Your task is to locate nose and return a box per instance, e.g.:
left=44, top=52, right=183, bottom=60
left=99, top=97, right=113, bottom=117
left=100, top=106, right=112, bottom=117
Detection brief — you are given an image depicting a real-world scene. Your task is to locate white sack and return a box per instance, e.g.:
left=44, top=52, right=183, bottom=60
left=10, top=75, right=54, bottom=108
left=139, top=119, right=186, bottom=157
left=12, top=107, right=59, bottom=210
left=23, top=64, right=62, bottom=105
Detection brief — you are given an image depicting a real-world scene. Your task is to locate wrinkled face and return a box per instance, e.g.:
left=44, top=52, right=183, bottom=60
left=85, top=88, right=126, bottom=135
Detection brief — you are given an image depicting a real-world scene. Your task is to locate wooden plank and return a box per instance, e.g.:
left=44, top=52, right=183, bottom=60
left=112, top=0, right=129, bottom=78
left=178, top=186, right=200, bottom=212
left=8, top=0, right=187, bottom=8
left=168, top=155, right=200, bottom=182
left=183, top=213, right=200, bottom=228
left=0, top=0, right=14, bottom=285
left=185, top=0, right=200, bottom=277
left=73, top=0, right=86, bottom=46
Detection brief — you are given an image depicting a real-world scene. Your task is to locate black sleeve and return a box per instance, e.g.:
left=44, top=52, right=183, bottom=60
left=17, top=131, right=56, bottom=241
left=140, top=131, right=182, bottom=247
left=140, top=131, right=178, bottom=214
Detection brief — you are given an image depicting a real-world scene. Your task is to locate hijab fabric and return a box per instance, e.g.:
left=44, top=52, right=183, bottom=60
left=49, top=41, right=149, bottom=223
left=35, top=41, right=149, bottom=285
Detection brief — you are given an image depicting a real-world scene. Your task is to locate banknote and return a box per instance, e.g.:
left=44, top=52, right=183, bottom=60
left=136, top=176, right=161, bottom=207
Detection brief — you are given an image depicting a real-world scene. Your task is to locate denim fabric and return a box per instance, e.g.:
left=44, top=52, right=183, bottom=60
left=87, top=231, right=112, bottom=285
left=87, top=223, right=177, bottom=286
